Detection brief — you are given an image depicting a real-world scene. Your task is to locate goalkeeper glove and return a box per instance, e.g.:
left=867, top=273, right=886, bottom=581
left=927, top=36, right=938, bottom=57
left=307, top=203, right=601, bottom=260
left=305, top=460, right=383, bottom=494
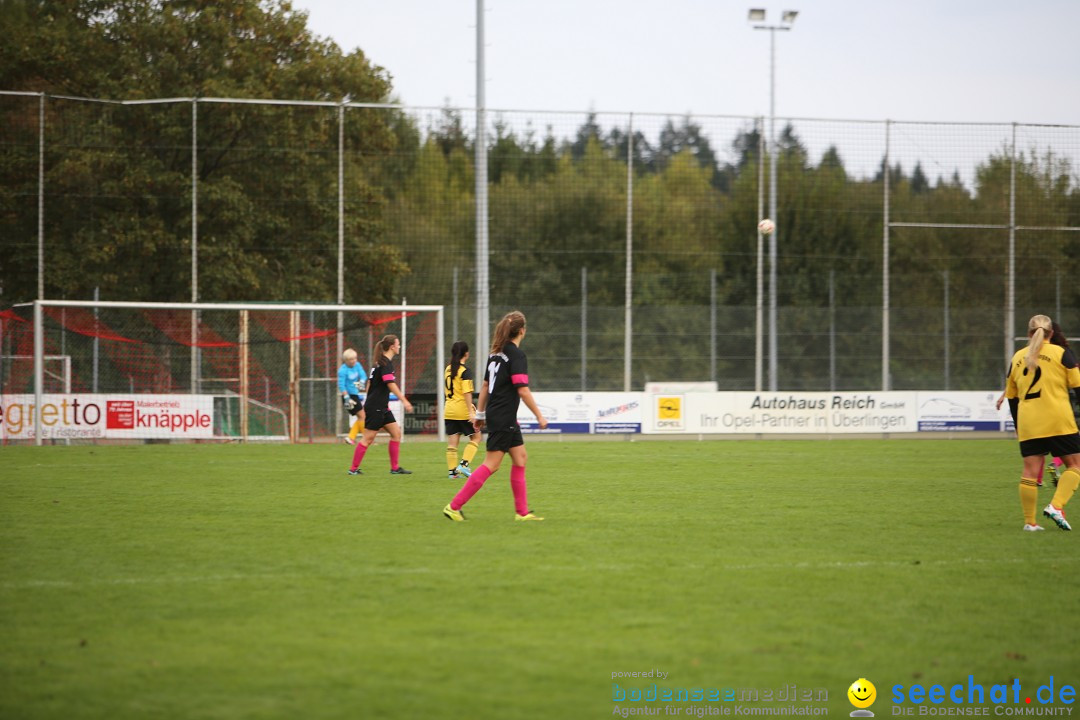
left=342, top=396, right=357, bottom=411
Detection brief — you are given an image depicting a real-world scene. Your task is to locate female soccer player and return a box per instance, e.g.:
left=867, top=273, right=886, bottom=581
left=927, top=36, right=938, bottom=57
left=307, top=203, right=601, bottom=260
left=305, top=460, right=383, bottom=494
left=347, top=334, right=414, bottom=476
left=443, top=341, right=481, bottom=479
left=443, top=311, right=548, bottom=522
left=997, top=321, right=1074, bottom=486
left=1003, top=315, right=1080, bottom=531
left=337, top=348, right=367, bottom=445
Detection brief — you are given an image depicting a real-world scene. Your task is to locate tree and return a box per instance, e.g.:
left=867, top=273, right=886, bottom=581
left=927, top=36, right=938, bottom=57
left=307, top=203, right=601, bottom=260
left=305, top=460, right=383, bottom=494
left=0, top=0, right=405, bottom=304
left=653, top=116, right=723, bottom=189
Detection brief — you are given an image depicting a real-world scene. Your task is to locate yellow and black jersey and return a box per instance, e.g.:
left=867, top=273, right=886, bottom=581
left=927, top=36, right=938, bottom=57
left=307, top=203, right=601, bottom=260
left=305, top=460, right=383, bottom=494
left=1005, top=343, right=1080, bottom=441
left=443, top=362, right=475, bottom=421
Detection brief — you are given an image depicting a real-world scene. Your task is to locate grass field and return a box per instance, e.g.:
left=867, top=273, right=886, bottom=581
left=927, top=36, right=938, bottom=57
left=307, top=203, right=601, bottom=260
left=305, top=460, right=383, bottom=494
left=2, top=438, right=1078, bottom=719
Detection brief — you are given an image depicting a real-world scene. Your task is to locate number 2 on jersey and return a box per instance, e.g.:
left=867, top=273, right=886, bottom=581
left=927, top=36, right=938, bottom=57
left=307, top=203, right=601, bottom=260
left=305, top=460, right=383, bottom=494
left=1022, top=366, right=1042, bottom=400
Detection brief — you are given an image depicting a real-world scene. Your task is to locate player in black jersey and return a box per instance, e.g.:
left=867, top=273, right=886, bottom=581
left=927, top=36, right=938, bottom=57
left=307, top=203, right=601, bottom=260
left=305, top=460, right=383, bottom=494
left=443, top=311, right=548, bottom=522
left=347, top=334, right=414, bottom=476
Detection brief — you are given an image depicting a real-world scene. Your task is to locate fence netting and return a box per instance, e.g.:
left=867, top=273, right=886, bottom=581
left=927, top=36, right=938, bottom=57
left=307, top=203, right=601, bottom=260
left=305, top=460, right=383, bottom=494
left=2, top=95, right=1078, bottom=397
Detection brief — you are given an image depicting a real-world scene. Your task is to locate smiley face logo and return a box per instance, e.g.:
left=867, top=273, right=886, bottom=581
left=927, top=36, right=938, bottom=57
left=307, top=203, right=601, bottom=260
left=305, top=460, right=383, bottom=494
left=848, top=678, right=877, bottom=710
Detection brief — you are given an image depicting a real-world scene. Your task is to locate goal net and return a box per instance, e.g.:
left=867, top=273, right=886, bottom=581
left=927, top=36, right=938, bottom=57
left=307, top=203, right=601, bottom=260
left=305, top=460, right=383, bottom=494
left=1, top=301, right=444, bottom=445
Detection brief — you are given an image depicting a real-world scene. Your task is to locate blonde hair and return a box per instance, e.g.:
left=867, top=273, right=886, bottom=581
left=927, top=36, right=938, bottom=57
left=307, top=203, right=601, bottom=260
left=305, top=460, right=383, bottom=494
left=342, top=348, right=358, bottom=362
left=1024, top=315, right=1053, bottom=371
left=490, top=311, right=526, bottom=355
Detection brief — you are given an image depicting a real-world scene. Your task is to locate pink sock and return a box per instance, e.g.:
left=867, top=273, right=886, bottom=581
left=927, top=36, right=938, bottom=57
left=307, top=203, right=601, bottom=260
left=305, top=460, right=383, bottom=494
left=389, top=440, right=401, bottom=470
left=1037, top=463, right=1045, bottom=481
left=510, top=465, right=528, bottom=516
left=451, top=464, right=492, bottom=510
left=350, top=443, right=368, bottom=470
left=1053, top=457, right=1064, bottom=468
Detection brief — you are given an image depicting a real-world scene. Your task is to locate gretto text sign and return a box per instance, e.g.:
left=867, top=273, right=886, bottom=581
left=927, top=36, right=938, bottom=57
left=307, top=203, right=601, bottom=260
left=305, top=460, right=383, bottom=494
left=0, top=394, right=215, bottom=440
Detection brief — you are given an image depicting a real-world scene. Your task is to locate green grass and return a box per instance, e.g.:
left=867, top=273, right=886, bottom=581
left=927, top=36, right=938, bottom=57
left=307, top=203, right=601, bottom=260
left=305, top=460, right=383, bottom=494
left=1, top=439, right=1078, bottom=719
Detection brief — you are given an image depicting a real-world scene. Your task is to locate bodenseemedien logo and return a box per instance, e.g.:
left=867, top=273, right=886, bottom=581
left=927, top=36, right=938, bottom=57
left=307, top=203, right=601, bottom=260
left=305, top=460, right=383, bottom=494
left=849, top=678, right=877, bottom=717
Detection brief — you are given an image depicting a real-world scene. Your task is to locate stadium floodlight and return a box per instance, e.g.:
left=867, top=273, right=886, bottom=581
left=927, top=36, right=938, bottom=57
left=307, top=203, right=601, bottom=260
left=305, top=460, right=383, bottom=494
left=749, top=7, right=800, bottom=391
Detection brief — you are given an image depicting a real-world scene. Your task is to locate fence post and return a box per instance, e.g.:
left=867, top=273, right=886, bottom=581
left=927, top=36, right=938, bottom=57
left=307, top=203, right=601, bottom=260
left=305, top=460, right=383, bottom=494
left=289, top=311, right=300, bottom=442
left=829, top=269, right=836, bottom=392
left=943, top=270, right=950, bottom=390
left=191, top=99, right=199, bottom=395
left=581, top=266, right=587, bottom=392
left=756, top=117, right=765, bottom=392
left=1006, top=122, right=1017, bottom=365
left=336, top=101, right=346, bottom=437
left=240, top=310, right=249, bottom=441
left=624, top=112, right=634, bottom=392
left=710, top=268, right=717, bottom=384
left=38, top=93, right=45, bottom=301
left=882, top=119, right=891, bottom=391
left=33, top=300, right=43, bottom=446
left=452, top=267, right=459, bottom=343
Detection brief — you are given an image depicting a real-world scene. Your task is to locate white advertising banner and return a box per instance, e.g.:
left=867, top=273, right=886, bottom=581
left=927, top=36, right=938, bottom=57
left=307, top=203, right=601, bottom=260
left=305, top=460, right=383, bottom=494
left=645, top=392, right=920, bottom=434
left=914, top=391, right=1013, bottom=432
left=0, top=394, right=215, bottom=440
left=520, top=392, right=645, bottom=434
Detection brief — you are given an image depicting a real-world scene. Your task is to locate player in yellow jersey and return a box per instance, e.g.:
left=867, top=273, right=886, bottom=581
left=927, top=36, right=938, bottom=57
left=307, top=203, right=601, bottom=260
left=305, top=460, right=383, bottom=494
left=1004, top=315, right=1080, bottom=531
left=443, top=341, right=481, bottom=479
left=996, top=322, right=1074, bottom=487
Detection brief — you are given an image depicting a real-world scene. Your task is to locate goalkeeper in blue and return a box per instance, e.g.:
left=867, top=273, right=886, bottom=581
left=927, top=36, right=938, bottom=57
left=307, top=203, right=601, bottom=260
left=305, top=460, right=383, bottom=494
left=338, top=348, right=367, bottom=444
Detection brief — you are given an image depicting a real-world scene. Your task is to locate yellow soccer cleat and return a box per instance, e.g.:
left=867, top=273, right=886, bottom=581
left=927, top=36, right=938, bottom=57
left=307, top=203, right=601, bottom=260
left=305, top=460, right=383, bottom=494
left=514, top=511, right=544, bottom=522
left=443, top=504, right=466, bottom=522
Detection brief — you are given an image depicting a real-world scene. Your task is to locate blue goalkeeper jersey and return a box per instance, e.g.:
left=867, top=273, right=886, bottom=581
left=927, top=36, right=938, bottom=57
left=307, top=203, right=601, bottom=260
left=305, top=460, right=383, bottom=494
left=337, top=362, right=368, bottom=396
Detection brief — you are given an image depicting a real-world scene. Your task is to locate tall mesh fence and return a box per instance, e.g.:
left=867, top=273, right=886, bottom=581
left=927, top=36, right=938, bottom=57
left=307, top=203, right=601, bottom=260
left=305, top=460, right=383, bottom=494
left=2, top=94, right=1078, bottom=396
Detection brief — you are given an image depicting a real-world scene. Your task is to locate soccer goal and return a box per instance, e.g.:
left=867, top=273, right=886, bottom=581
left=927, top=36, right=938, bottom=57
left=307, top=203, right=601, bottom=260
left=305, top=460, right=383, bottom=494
left=4, top=300, right=444, bottom=445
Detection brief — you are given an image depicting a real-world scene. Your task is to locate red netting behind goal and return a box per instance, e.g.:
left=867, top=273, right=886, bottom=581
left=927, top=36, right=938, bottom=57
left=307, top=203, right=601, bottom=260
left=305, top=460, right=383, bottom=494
left=0, top=304, right=442, bottom=443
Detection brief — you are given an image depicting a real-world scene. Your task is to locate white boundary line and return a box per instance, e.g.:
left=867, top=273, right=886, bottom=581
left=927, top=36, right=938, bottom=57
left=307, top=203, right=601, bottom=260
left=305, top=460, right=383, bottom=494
left=4, top=556, right=1073, bottom=591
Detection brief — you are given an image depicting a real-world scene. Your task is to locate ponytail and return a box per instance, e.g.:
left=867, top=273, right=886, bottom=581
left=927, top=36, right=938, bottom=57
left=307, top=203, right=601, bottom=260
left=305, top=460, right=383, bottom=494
left=490, top=311, right=527, bottom=355
left=449, top=341, right=469, bottom=378
left=1024, top=315, right=1052, bottom=372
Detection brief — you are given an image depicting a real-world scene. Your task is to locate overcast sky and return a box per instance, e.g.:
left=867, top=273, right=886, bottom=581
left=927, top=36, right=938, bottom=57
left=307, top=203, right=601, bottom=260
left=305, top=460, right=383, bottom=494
left=293, top=0, right=1080, bottom=125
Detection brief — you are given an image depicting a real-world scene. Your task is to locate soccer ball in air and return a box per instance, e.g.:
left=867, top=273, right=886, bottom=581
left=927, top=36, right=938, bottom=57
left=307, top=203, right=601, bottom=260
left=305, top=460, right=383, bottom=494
left=757, top=218, right=775, bottom=235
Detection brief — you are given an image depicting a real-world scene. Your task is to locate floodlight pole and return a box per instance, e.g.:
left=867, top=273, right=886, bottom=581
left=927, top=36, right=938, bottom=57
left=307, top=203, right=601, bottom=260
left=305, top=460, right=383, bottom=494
left=751, top=10, right=796, bottom=391
left=475, top=0, right=490, bottom=361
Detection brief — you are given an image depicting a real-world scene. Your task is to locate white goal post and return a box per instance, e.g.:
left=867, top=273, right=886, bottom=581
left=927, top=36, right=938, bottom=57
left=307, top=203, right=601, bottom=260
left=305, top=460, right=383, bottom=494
left=26, top=299, right=445, bottom=445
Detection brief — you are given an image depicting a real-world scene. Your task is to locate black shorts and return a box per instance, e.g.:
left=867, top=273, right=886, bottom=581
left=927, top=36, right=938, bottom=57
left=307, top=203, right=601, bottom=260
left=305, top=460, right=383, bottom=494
left=345, top=395, right=364, bottom=417
left=1019, top=433, right=1080, bottom=458
left=364, top=408, right=397, bottom=431
left=444, top=419, right=477, bottom=437
left=487, top=425, right=524, bottom=453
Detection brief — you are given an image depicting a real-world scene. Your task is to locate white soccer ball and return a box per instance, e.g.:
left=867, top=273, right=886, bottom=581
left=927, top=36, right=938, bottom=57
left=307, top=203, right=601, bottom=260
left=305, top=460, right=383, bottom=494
left=757, top=218, right=775, bottom=235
